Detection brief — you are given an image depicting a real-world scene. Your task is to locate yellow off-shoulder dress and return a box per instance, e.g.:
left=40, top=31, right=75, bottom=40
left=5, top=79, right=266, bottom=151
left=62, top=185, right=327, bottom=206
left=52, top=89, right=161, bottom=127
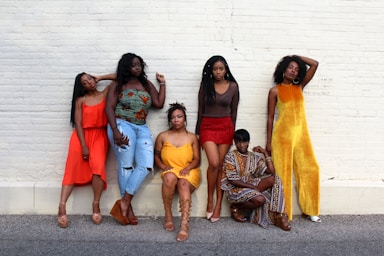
left=161, top=141, right=201, bottom=189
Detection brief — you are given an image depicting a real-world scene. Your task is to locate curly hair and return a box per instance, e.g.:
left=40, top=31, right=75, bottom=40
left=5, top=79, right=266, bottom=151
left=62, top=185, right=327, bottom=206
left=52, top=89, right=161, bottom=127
left=273, top=55, right=307, bottom=85
left=167, top=102, right=187, bottom=129
left=201, top=55, right=238, bottom=104
left=116, top=53, right=149, bottom=93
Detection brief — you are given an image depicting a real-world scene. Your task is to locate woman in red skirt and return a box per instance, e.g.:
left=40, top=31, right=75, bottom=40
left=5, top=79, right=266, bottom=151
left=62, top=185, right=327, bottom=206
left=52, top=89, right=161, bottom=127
left=195, top=55, right=239, bottom=222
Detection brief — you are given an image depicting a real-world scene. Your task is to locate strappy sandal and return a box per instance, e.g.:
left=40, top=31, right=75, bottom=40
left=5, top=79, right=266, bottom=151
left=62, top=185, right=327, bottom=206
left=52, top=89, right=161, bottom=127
left=92, top=213, right=102, bottom=225
left=92, top=201, right=102, bottom=225
left=58, top=215, right=68, bottom=228
left=58, top=202, right=68, bottom=228
left=274, top=213, right=291, bottom=231
left=163, top=213, right=175, bottom=231
left=176, top=223, right=189, bottom=242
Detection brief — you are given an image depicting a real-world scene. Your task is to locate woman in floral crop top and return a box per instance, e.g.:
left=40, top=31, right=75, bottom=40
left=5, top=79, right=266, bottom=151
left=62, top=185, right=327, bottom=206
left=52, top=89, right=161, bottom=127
left=98, top=52, right=166, bottom=225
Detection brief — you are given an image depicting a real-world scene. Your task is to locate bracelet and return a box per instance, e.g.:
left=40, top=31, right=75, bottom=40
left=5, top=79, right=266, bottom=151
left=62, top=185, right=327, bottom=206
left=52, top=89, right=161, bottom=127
left=159, top=82, right=166, bottom=86
left=265, top=156, right=272, bottom=162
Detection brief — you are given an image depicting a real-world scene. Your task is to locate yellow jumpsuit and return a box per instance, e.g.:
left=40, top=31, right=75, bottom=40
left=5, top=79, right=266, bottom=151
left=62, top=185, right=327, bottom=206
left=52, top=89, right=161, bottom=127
left=272, top=84, right=320, bottom=220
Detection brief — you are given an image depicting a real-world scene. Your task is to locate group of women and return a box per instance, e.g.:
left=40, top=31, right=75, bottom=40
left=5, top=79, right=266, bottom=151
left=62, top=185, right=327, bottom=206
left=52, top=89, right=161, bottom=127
left=57, top=52, right=321, bottom=242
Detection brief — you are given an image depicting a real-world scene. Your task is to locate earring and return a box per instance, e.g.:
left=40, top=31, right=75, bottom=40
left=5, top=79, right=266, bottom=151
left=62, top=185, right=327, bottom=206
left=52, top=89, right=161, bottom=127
left=293, top=78, right=300, bottom=84
left=225, top=73, right=229, bottom=79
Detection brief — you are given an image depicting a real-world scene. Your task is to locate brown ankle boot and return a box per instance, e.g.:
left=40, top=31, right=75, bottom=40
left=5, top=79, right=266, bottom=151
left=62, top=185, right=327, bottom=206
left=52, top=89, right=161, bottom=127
left=162, top=194, right=175, bottom=231
left=274, top=213, right=291, bottom=231
left=230, top=205, right=247, bottom=223
left=176, top=199, right=191, bottom=242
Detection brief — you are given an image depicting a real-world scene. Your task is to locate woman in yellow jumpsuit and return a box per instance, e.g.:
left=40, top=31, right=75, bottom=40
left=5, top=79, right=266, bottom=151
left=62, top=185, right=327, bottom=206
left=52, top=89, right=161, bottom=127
left=266, top=55, right=321, bottom=223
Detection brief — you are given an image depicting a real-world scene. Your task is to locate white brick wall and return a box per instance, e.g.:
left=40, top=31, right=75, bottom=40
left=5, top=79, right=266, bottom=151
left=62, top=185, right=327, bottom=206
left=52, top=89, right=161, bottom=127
left=1, top=0, right=384, bottom=214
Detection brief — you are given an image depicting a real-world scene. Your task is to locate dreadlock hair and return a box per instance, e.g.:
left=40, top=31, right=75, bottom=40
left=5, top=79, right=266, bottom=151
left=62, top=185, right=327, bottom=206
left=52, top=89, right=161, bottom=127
left=201, top=55, right=237, bottom=104
left=70, top=72, right=87, bottom=127
left=273, top=55, right=307, bottom=85
left=167, top=102, right=187, bottom=130
left=233, top=129, right=250, bottom=143
left=116, top=53, right=149, bottom=94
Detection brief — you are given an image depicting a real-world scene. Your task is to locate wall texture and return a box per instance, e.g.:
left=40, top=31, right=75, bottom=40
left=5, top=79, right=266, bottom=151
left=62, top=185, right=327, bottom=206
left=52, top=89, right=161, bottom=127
left=1, top=0, right=383, bottom=215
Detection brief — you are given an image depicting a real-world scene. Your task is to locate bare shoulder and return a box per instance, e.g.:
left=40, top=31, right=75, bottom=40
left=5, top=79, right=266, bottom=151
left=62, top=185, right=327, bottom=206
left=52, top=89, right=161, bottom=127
left=156, top=130, right=168, bottom=140
left=76, top=96, right=85, bottom=106
left=269, top=85, right=278, bottom=92
left=188, top=132, right=199, bottom=143
left=268, top=86, right=278, bottom=96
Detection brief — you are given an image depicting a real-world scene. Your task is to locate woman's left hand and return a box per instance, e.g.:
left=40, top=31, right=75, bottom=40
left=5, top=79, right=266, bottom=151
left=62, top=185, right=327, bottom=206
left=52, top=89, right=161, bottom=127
left=81, top=145, right=90, bottom=161
left=179, top=168, right=190, bottom=177
left=252, top=146, right=265, bottom=154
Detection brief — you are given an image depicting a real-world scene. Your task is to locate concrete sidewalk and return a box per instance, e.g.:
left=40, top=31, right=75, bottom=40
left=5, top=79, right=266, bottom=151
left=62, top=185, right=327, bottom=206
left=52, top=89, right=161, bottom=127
left=0, top=214, right=383, bottom=256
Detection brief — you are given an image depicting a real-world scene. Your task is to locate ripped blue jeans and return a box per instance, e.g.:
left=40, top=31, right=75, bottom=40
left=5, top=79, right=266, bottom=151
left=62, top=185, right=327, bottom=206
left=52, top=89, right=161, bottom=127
left=107, top=119, right=153, bottom=197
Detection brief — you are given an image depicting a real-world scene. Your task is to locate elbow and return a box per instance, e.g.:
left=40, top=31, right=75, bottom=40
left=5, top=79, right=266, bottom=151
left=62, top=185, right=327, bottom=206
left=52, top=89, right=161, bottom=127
left=154, top=102, right=165, bottom=109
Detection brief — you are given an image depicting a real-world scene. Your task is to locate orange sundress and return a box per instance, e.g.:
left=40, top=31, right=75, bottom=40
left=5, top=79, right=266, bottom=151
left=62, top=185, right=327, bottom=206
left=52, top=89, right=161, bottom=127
left=62, top=99, right=109, bottom=189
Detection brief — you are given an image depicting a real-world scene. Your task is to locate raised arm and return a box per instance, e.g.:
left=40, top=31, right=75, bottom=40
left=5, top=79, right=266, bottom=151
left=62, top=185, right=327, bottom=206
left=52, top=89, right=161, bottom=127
left=253, top=146, right=275, bottom=175
left=95, top=73, right=117, bottom=82
left=300, top=56, right=319, bottom=89
left=148, top=72, right=166, bottom=109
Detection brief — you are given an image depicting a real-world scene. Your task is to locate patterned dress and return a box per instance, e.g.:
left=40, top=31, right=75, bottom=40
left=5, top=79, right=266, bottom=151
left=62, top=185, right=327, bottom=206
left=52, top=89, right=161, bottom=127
left=221, top=150, right=285, bottom=228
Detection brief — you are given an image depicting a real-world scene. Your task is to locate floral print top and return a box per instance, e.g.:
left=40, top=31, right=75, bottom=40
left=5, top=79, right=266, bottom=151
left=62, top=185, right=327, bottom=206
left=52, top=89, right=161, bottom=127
left=115, top=89, right=152, bottom=125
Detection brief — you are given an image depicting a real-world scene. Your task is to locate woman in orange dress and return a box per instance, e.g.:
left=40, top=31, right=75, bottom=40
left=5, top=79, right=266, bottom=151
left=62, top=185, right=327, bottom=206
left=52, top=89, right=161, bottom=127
left=154, top=103, right=201, bottom=242
left=57, top=73, right=109, bottom=228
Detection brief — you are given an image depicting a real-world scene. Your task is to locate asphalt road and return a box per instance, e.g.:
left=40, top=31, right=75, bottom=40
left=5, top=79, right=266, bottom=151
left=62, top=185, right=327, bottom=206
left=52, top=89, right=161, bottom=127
left=0, top=214, right=383, bottom=256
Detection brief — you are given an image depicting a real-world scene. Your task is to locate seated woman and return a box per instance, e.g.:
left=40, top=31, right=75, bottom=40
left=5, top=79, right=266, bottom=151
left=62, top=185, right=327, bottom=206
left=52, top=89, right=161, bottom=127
left=154, top=103, right=201, bottom=242
left=221, top=129, right=291, bottom=231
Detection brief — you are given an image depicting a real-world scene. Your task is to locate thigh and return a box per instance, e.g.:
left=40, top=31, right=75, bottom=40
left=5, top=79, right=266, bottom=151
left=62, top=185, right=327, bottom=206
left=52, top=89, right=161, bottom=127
left=202, top=142, right=220, bottom=168
left=217, top=144, right=231, bottom=164
left=134, top=124, right=154, bottom=168
left=108, top=120, right=136, bottom=167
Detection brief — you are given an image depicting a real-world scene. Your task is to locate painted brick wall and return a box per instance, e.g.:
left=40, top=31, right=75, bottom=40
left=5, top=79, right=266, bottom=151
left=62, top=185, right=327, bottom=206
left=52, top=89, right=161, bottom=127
left=1, top=0, right=383, bottom=187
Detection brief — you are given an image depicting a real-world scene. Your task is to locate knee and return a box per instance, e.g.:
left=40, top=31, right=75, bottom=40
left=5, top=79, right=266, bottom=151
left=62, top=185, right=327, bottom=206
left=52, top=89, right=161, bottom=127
left=163, top=174, right=177, bottom=187
left=252, top=195, right=266, bottom=207
left=177, top=179, right=190, bottom=191
left=266, top=176, right=275, bottom=186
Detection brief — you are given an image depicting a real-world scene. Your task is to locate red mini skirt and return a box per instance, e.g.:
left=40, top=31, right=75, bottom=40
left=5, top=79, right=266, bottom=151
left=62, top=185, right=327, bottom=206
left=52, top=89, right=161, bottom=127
left=199, top=116, right=234, bottom=145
